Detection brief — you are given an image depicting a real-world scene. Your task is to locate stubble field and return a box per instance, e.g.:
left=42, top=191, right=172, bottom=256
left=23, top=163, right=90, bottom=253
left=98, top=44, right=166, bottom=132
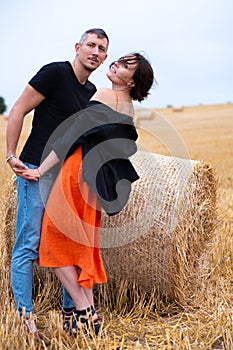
left=0, top=103, right=232, bottom=349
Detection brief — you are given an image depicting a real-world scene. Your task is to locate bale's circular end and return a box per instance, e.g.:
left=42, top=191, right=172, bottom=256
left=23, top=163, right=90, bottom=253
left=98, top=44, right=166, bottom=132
left=101, top=151, right=217, bottom=303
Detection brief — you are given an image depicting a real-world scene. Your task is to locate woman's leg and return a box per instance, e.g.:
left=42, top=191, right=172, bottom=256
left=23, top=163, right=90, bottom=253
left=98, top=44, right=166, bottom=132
left=54, top=266, right=91, bottom=310
left=75, top=266, right=95, bottom=308
left=54, top=265, right=101, bottom=335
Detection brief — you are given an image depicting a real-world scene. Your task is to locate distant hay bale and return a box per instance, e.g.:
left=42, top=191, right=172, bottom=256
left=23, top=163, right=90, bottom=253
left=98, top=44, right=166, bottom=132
left=3, top=150, right=217, bottom=305
left=100, top=150, right=217, bottom=304
left=135, top=109, right=155, bottom=126
left=135, top=109, right=154, bottom=120
left=172, top=105, right=184, bottom=112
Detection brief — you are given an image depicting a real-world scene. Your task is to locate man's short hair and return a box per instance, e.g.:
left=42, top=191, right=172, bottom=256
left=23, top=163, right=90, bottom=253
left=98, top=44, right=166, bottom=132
left=79, top=28, right=109, bottom=48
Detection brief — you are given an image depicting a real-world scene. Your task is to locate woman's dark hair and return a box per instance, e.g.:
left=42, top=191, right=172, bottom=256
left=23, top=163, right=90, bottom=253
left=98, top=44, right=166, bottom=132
left=117, top=53, right=155, bottom=102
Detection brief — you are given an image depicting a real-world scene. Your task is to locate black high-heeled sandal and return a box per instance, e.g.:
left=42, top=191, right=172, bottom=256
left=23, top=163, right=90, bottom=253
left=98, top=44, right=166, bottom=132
left=71, top=306, right=102, bottom=337
left=90, top=305, right=102, bottom=336
left=62, top=307, right=76, bottom=334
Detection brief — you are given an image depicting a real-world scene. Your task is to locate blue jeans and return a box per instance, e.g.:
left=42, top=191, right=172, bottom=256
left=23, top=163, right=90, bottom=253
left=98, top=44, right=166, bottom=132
left=11, top=163, right=74, bottom=316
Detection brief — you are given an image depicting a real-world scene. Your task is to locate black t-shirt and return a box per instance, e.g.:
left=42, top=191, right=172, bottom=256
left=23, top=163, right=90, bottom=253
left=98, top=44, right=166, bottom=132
left=20, top=61, right=96, bottom=165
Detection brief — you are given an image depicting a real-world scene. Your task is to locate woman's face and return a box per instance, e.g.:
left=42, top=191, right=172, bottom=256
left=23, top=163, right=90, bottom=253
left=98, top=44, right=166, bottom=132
left=107, top=55, right=138, bottom=87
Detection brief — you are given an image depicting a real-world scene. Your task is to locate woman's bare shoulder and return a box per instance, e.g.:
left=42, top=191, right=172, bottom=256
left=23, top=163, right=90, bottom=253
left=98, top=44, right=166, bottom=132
left=90, top=88, right=114, bottom=103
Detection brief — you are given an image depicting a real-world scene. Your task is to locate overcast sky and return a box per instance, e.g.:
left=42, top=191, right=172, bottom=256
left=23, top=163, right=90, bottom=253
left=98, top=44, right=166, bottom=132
left=1, top=0, right=233, bottom=112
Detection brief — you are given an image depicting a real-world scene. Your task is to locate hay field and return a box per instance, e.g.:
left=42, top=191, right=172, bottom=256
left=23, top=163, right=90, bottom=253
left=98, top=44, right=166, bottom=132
left=0, top=104, right=233, bottom=349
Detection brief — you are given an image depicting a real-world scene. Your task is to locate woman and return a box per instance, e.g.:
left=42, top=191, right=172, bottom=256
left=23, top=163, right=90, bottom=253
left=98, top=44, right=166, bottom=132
left=22, top=52, right=154, bottom=336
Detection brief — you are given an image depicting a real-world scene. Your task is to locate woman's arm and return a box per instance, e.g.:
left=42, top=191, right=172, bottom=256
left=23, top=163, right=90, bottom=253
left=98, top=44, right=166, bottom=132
left=20, top=150, right=60, bottom=181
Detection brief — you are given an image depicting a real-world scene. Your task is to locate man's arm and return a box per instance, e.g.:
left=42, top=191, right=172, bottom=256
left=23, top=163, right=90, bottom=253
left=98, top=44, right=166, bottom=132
left=6, top=84, right=45, bottom=177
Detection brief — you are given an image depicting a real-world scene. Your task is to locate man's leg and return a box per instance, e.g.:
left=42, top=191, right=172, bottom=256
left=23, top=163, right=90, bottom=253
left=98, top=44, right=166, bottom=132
left=11, top=164, right=56, bottom=316
left=62, top=287, right=76, bottom=309
left=11, top=172, right=45, bottom=316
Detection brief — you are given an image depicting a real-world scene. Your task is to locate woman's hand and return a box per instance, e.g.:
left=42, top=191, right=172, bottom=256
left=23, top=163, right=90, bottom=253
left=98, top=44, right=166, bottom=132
left=18, top=168, right=41, bottom=181
left=12, top=150, right=59, bottom=181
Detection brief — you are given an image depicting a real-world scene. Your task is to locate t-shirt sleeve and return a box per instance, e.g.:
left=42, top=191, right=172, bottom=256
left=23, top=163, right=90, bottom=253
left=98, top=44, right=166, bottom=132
left=28, top=63, right=60, bottom=97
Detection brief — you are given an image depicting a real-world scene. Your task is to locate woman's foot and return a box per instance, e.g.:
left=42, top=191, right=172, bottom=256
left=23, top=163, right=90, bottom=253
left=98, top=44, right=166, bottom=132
left=90, top=305, right=102, bottom=336
left=62, top=307, right=76, bottom=334
left=71, top=306, right=102, bottom=337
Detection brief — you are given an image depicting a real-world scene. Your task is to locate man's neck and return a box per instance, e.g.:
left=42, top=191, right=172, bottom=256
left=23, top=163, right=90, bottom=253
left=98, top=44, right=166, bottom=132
left=70, top=60, right=91, bottom=85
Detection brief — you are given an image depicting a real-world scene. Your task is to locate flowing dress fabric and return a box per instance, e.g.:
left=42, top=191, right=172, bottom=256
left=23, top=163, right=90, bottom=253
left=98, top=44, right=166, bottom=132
left=38, top=147, right=107, bottom=289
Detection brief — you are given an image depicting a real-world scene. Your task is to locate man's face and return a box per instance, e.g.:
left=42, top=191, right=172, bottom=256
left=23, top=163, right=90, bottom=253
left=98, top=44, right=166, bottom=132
left=76, top=33, right=108, bottom=72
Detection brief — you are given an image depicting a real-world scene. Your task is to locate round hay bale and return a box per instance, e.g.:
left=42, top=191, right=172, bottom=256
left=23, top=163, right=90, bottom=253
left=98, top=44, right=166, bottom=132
left=100, top=150, right=217, bottom=304
left=172, top=105, right=184, bottom=112
left=135, top=109, right=155, bottom=125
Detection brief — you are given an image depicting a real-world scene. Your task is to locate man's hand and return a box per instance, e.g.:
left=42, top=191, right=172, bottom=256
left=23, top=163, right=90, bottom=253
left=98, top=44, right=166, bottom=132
left=7, top=157, right=38, bottom=181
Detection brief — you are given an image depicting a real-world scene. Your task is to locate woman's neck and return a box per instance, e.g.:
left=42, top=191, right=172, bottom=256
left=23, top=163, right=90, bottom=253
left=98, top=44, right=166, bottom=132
left=111, top=87, right=134, bottom=117
left=112, top=82, right=131, bottom=92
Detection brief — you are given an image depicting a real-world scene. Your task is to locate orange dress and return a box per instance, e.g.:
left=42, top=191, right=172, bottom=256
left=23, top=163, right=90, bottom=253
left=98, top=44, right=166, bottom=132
left=38, top=147, right=107, bottom=289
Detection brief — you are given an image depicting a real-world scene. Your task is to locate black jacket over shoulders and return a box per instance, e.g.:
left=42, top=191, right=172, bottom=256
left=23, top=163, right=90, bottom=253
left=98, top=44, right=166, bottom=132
left=51, top=101, right=139, bottom=216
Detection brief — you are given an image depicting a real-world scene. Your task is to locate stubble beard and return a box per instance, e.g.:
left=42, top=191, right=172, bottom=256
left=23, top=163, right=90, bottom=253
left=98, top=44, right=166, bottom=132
left=83, top=63, right=97, bottom=73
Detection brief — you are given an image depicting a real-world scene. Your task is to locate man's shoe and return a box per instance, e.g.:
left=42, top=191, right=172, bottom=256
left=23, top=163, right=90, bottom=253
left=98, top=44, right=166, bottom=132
left=25, top=316, right=44, bottom=341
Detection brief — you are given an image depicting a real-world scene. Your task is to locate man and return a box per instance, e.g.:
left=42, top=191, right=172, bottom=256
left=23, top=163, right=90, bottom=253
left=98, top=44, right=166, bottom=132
left=6, top=28, right=109, bottom=336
